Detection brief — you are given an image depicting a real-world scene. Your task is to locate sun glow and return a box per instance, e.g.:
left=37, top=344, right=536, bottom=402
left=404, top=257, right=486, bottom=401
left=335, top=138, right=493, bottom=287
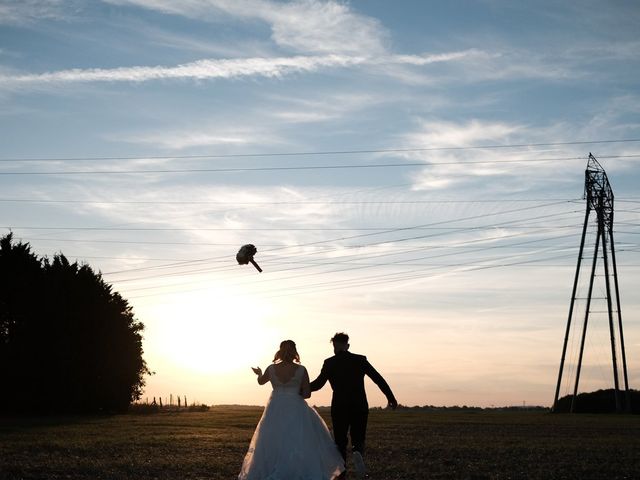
left=150, top=288, right=277, bottom=375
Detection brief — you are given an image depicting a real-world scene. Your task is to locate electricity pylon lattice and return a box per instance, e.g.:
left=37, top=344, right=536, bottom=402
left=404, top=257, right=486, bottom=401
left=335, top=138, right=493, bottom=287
left=552, top=154, right=630, bottom=412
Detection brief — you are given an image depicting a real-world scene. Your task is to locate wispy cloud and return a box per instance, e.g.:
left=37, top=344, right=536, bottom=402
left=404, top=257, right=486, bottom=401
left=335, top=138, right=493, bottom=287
left=266, top=91, right=385, bottom=124
left=0, top=54, right=364, bottom=85
left=395, top=119, right=588, bottom=192
left=111, top=91, right=385, bottom=151
left=270, top=110, right=336, bottom=124
left=117, top=125, right=284, bottom=150
left=135, top=23, right=274, bottom=58
left=0, top=0, right=74, bottom=25
left=0, top=50, right=483, bottom=87
left=105, top=0, right=388, bottom=56
left=406, top=119, right=523, bottom=148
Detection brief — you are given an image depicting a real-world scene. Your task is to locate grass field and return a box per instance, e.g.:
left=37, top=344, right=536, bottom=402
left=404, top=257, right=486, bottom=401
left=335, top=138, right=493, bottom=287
left=1, top=406, right=639, bottom=479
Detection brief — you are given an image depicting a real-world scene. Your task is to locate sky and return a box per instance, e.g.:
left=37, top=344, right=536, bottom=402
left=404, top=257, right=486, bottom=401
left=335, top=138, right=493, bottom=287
left=1, top=0, right=639, bottom=408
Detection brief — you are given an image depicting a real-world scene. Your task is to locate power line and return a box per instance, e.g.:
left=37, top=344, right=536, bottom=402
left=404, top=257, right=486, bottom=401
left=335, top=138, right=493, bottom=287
left=13, top=237, right=244, bottom=246
left=253, top=251, right=580, bottom=300
left=57, top=230, right=589, bottom=284
left=0, top=197, right=580, bottom=205
left=1, top=154, right=638, bottom=176
left=3, top=181, right=419, bottom=241
left=113, top=233, right=581, bottom=285
left=1, top=224, right=580, bottom=232
left=99, top=201, right=577, bottom=276
left=5, top=200, right=635, bottom=234
left=102, top=221, right=569, bottom=282
left=121, top=230, right=640, bottom=300
left=2, top=196, right=636, bottom=205
left=12, top=223, right=587, bottom=248
left=12, top=202, right=612, bottom=294
left=114, top=226, right=582, bottom=290
left=11, top=205, right=587, bottom=291
left=226, top=232, right=581, bottom=290
left=124, top=237, right=576, bottom=295
left=2, top=138, right=640, bottom=162
left=111, top=225, right=637, bottom=298
left=38, top=207, right=580, bottom=294
left=125, top=250, right=579, bottom=300
left=261, top=243, right=639, bottom=301
left=57, top=255, right=194, bottom=262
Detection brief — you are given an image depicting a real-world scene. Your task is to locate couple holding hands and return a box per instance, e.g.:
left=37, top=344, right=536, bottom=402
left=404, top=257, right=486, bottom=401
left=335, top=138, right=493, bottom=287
left=238, top=332, right=397, bottom=480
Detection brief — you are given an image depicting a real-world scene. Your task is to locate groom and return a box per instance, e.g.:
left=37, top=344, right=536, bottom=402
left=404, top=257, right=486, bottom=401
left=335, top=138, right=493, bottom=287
left=310, top=332, right=397, bottom=479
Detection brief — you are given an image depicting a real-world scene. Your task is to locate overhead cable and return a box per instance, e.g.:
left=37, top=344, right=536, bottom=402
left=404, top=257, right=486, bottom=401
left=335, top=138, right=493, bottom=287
left=1, top=154, right=638, bottom=176
left=2, top=138, right=640, bottom=162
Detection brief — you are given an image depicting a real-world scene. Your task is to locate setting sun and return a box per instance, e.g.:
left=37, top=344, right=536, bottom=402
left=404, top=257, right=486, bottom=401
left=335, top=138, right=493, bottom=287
left=147, top=288, right=278, bottom=376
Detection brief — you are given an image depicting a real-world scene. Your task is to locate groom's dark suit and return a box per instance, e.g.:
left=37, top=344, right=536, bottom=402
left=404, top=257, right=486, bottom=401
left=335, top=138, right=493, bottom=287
left=309, top=350, right=396, bottom=461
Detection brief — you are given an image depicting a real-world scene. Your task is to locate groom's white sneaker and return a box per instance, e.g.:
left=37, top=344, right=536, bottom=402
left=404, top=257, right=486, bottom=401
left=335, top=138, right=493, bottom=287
left=353, top=451, right=366, bottom=478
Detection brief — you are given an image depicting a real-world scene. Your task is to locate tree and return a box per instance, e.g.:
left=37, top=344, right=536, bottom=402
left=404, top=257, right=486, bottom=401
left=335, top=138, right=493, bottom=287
left=0, top=233, right=150, bottom=413
left=554, top=389, right=638, bottom=414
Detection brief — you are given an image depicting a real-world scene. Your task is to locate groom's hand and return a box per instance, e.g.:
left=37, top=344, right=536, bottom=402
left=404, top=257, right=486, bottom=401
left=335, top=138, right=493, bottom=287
left=387, top=398, right=398, bottom=410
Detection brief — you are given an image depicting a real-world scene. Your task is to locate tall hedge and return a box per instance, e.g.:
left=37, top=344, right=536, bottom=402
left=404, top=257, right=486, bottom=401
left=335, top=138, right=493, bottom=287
left=0, top=234, right=150, bottom=413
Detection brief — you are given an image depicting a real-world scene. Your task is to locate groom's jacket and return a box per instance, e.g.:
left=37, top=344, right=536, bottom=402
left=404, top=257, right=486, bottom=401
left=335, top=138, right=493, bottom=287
left=309, top=351, right=396, bottom=409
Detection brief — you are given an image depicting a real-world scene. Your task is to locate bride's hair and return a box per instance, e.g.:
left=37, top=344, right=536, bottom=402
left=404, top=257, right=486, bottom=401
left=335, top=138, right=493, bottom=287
left=273, top=340, right=301, bottom=363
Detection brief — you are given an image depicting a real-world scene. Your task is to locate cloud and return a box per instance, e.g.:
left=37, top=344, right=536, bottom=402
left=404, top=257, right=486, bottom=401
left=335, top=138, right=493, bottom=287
left=117, top=125, right=284, bottom=150
left=257, top=0, right=387, bottom=55
left=109, top=90, right=385, bottom=152
left=270, top=110, right=336, bottom=124
left=0, top=0, right=502, bottom=90
left=407, top=119, right=523, bottom=148
left=0, top=50, right=483, bottom=87
left=441, top=40, right=640, bottom=84
left=388, top=50, right=489, bottom=66
left=0, top=0, right=83, bottom=25
left=134, top=23, right=274, bottom=58
left=105, top=0, right=388, bottom=56
left=394, top=119, right=591, bottom=192
left=0, top=54, right=363, bottom=86
left=265, top=91, right=386, bottom=124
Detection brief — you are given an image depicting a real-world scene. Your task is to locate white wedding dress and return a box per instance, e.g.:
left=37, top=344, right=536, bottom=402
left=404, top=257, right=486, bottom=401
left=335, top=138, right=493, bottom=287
left=238, top=364, right=345, bottom=480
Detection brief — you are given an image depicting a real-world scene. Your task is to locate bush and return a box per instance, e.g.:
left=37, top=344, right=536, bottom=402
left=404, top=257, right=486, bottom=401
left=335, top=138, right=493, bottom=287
left=554, top=389, right=639, bottom=413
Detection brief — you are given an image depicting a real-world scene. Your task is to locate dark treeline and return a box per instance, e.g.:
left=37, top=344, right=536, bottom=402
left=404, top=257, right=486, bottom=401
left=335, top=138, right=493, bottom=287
left=368, top=405, right=549, bottom=412
left=0, top=234, right=150, bottom=414
left=555, top=389, right=639, bottom=414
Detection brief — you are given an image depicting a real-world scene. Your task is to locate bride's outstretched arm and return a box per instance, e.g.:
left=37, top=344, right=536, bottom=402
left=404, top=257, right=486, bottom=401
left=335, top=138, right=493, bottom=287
left=299, top=367, right=311, bottom=399
left=252, top=366, right=270, bottom=385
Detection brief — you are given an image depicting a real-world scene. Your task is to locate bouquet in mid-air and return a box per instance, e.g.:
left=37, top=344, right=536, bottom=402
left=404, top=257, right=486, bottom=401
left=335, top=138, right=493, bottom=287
left=236, top=244, right=262, bottom=272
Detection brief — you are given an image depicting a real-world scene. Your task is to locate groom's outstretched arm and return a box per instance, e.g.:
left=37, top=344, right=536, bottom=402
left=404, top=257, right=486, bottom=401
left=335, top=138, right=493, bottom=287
left=364, top=358, right=398, bottom=408
left=309, top=360, right=329, bottom=392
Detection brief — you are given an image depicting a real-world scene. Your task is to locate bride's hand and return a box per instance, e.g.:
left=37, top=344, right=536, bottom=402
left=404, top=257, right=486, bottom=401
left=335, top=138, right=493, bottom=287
left=252, top=367, right=262, bottom=376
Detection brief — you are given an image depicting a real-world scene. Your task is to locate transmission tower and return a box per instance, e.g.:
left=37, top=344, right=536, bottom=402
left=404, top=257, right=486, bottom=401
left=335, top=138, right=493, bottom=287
left=552, top=154, right=630, bottom=413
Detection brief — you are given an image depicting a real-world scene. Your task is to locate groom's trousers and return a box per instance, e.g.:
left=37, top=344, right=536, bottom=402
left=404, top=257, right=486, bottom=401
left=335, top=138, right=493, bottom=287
left=331, top=404, right=369, bottom=461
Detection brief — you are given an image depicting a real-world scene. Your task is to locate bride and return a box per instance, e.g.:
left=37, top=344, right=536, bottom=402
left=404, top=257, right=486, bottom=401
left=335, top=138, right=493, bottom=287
left=238, top=340, right=345, bottom=480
